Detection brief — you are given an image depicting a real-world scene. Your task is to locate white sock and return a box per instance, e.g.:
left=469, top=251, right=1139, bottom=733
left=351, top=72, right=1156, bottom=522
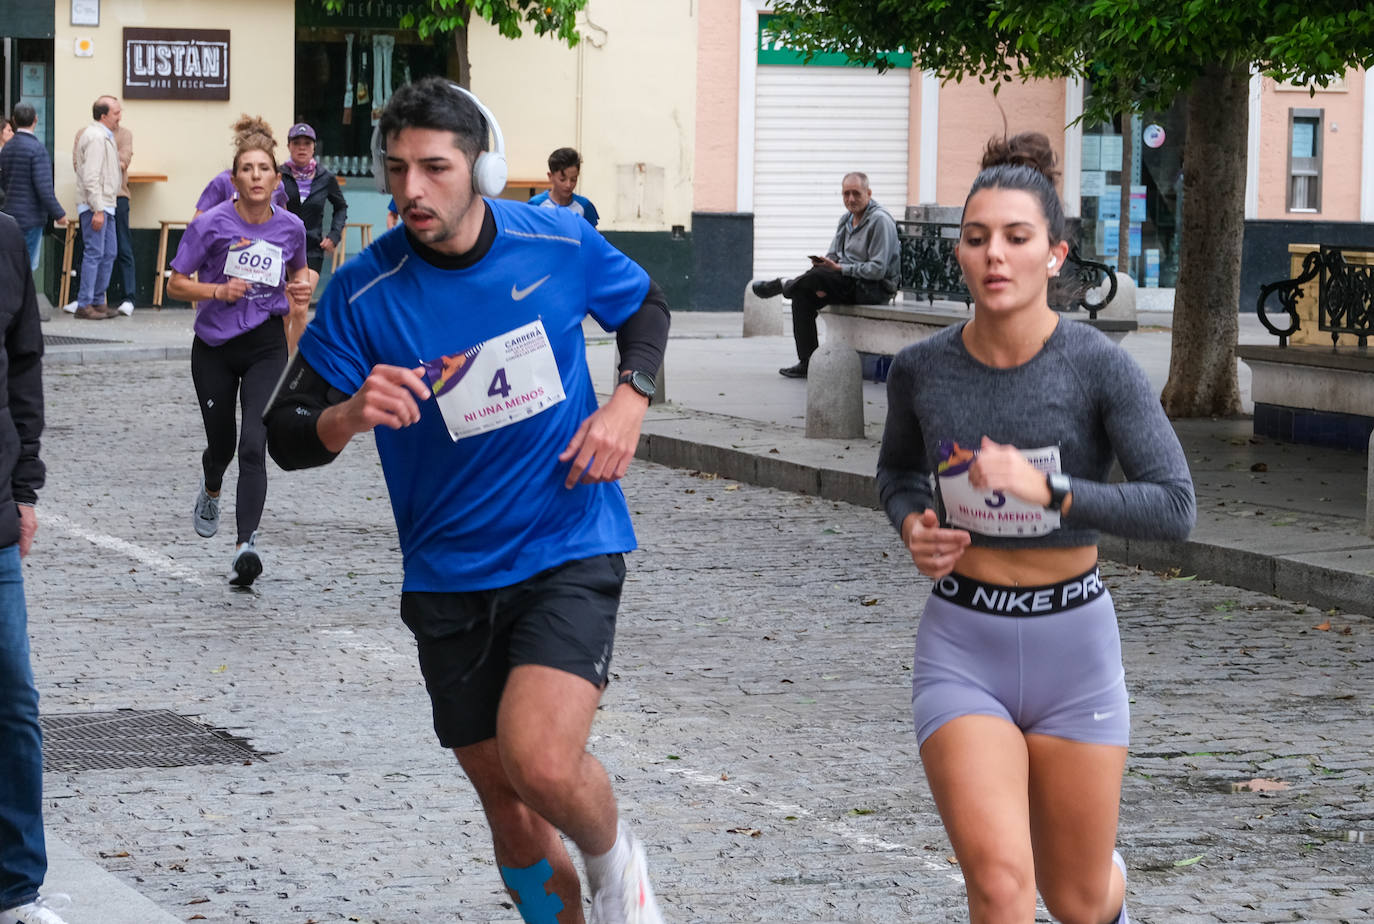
left=583, top=823, right=629, bottom=893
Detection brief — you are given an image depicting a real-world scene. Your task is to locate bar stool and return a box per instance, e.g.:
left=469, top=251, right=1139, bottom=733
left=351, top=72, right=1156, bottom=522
left=58, top=221, right=78, bottom=309
left=331, top=222, right=375, bottom=271
left=153, top=219, right=192, bottom=307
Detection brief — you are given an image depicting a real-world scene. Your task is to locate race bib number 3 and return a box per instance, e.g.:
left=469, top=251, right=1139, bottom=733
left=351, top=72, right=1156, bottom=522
left=422, top=319, right=567, bottom=441
left=937, top=440, right=1062, bottom=537
left=223, top=238, right=284, bottom=287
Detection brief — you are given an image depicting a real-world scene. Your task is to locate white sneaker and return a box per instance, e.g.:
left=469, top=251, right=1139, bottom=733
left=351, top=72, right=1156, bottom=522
left=589, top=826, right=664, bottom=924
left=1, top=893, right=74, bottom=924
left=116, top=300, right=134, bottom=316
left=229, top=531, right=262, bottom=587
left=1111, top=850, right=1130, bottom=924
left=60, top=301, right=77, bottom=314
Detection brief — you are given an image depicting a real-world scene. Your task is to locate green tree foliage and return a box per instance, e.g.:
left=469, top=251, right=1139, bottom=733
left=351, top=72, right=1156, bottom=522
left=769, top=1, right=1374, bottom=417
left=318, top=0, right=587, bottom=85
left=770, top=1, right=1373, bottom=122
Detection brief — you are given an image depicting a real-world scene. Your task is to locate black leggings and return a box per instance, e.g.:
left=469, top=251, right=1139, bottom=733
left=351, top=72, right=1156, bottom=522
left=191, top=316, right=288, bottom=544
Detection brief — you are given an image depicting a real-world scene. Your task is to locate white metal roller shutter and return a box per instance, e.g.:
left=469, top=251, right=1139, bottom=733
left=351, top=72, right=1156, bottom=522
left=753, top=65, right=910, bottom=282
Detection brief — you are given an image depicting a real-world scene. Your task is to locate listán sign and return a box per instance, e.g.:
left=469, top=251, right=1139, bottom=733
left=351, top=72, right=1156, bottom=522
left=123, top=28, right=230, bottom=100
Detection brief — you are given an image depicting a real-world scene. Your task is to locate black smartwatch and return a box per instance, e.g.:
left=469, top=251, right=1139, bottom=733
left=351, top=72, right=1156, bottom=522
left=1046, top=472, right=1071, bottom=512
left=619, top=369, right=657, bottom=400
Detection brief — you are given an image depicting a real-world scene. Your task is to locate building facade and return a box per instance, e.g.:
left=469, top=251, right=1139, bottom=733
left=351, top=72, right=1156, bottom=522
left=694, top=0, right=1374, bottom=310
left=3, top=1, right=1369, bottom=311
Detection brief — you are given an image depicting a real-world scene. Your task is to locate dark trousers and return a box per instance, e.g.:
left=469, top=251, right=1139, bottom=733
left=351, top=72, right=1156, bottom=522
left=788, top=267, right=859, bottom=364
left=0, top=545, right=44, bottom=911
left=113, top=196, right=135, bottom=303
left=191, top=316, right=288, bottom=544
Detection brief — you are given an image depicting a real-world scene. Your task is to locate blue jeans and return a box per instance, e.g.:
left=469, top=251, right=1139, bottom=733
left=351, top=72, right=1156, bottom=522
left=0, top=544, right=45, bottom=910
left=77, top=209, right=117, bottom=307
left=21, top=228, right=41, bottom=273
left=114, top=196, right=135, bottom=303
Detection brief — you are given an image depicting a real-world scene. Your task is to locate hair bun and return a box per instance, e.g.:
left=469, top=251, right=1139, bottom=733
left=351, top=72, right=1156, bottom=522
left=231, top=113, right=274, bottom=142
left=981, top=132, right=1059, bottom=185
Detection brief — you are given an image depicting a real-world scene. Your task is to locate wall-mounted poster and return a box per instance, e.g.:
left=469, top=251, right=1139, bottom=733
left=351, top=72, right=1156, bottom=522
left=20, top=63, right=46, bottom=98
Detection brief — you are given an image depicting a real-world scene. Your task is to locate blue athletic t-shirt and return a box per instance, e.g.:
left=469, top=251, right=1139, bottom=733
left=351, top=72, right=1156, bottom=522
left=298, top=197, right=649, bottom=592
left=528, top=191, right=600, bottom=228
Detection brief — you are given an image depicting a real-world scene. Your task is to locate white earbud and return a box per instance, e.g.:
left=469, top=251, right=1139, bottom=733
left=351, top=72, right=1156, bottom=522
left=1047, top=257, right=1057, bottom=270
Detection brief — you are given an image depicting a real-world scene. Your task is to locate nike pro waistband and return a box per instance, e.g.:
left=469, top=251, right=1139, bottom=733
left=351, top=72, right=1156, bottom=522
left=931, top=565, right=1104, bottom=616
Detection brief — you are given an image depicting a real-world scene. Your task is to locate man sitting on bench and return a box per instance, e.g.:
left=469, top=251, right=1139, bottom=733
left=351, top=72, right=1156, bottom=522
left=752, top=171, right=900, bottom=378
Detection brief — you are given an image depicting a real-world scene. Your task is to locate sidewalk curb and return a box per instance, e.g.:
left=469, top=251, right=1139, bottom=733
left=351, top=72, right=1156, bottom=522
left=638, top=410, right=1374, bottom=614
left=41, top=834, right=182, bottom=924
left=43, top=345, right=191, bottom=365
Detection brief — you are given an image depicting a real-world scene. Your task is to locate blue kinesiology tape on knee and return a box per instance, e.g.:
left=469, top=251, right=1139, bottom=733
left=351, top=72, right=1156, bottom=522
left=500, top=859, right=565, bottom=924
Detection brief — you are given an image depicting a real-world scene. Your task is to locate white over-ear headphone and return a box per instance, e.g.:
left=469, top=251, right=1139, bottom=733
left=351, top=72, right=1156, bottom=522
left=371, top=82, right=508, bottom=198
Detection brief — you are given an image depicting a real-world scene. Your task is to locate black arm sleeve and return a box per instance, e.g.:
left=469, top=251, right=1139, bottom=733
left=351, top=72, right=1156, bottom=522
left=6, top=231, right=45, bottom=506
left=263, top=351, right=351, bottom=471
left=615, top=279, right=670, bottom=377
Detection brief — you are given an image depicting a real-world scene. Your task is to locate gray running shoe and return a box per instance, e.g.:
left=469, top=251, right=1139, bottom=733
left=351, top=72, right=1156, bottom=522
left=193, top=479, right=220, bottom=538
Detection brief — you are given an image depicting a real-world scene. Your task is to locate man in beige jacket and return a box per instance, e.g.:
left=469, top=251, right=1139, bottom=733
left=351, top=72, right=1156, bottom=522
left=68, top=96, right=122, bottom=320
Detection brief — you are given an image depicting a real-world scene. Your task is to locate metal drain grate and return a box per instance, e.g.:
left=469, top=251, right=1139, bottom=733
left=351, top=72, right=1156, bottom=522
left=39, top=709, right=266, bottom=772
left=43, top=334, right=118, bottom=347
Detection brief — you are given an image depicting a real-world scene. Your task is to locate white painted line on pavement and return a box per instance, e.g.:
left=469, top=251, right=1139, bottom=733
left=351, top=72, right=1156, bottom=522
left=38, top=510, right=208, bottom=586
left=663, top=764, right=963, bottom=880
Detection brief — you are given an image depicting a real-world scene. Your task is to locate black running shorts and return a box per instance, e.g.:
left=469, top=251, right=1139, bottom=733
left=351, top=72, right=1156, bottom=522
left=399, top=553, right=626, bottom=749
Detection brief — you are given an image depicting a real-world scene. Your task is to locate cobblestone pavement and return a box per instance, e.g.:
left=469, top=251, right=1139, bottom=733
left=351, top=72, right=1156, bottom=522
left=25, top=359, right=1373, bottom=923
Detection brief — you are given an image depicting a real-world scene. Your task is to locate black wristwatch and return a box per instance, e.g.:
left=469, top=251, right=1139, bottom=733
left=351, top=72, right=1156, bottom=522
left=1046, top=472, right=1071, bottom=512
left=619, top=369, right=657, bottom=400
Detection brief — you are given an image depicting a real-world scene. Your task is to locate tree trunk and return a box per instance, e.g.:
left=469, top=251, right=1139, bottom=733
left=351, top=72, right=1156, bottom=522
left=1160, top=63, right=1249, bottom=418
left=1118, top=113, right=1133, bottom=275
left=451, top=7, right=473, bottom=87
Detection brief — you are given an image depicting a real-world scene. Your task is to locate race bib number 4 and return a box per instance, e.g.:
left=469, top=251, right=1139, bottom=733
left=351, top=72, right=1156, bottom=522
left=937, top=440, right=1062, bottom=537
left=421, top=319, right=567, bottom=441
left=223, top=238, right=284, bottom=287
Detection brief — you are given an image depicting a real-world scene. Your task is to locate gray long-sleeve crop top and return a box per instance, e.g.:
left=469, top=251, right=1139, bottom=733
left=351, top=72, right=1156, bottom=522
left=876, top=319, right=1196, bottom=548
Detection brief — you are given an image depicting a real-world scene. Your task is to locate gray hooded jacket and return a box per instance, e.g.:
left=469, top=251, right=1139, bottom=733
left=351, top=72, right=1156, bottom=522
left=826, top=199, right=901, bottom=295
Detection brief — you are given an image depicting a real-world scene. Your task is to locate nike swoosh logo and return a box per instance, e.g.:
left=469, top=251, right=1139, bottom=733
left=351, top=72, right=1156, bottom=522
left=511, top=275, right=550, bottom=301
left=1093, top=711, right=1115, bottom=721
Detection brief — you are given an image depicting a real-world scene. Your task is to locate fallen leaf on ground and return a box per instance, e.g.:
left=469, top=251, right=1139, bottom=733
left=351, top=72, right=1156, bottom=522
left=1173, top=854, right=1205, bottom=867
left=1313, top=621, right=1331, bottom=631
left=726, top=827, right=762, bottom=837
left=1231, top=777, right=1291, bottom=793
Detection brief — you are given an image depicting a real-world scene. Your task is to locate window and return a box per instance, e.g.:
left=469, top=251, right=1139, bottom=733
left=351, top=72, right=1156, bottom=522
left=1287, top=108, right=1323, bottom=212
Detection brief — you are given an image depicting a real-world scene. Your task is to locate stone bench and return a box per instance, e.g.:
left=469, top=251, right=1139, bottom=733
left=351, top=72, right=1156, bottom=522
left=1237, top=346, right=1374, bottom=537
left=789, top=269, right=1138, bottom=431
left=1246, top=242, right=1374, bottom=536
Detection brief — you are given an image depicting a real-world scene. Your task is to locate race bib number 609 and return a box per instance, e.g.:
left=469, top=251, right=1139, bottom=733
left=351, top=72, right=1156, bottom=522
left=223, top=238, right=283, bottom=287
left=421, top=319, right=567, bottom=441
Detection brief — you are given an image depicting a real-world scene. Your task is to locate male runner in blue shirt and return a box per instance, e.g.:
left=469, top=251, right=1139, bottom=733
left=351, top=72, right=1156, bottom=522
left=265, top=77, right=669, bottom=924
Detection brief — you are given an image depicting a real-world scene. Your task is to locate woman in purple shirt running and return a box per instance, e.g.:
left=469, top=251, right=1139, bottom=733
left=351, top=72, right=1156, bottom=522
left=168, top=115, right=310, bottom=587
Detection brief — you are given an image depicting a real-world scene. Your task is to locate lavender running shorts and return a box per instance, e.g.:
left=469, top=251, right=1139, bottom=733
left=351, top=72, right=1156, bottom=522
left=912, top=566, right=1130, bottom=747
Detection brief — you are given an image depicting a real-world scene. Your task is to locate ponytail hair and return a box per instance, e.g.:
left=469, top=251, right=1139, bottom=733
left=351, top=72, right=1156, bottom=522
left=964, top=132, right=1066, bottom=244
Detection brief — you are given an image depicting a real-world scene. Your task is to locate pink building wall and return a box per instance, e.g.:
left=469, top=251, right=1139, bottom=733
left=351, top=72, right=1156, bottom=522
left=1256, top=74, right=1366, bottom=221
left=936, top=78, right=1068, bottom=205
left=694, top=0, right=741, bottom=212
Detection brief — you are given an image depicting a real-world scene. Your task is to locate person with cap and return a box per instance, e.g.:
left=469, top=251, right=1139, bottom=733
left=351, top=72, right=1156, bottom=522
left=279, top=122, right=347, bottom=282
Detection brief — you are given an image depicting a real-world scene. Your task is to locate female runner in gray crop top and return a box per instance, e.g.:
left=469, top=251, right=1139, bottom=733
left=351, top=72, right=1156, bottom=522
left=876, top=132, right=1195, bottom=924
